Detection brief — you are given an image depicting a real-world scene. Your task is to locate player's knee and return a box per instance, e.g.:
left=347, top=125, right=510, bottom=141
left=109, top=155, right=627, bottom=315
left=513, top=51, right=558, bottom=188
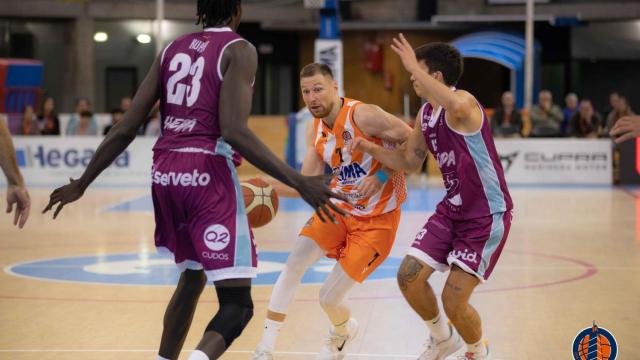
left=180, top=269, right=207, bottom=295
left=396, top=256, right=428, bottom=293
left=205, top=286, right=254, bottom=348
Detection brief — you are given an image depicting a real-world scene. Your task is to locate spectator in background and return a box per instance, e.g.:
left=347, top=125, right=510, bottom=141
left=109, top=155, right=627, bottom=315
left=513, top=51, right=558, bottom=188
left=18, top=105, right=40, bottom=136
left=562, top=93, right=579, bottom=136
left=605, top=95, right=635, bottom=134
left=66, top=97, right=98, bottom=135
left=530, top=90, right=564, bottom=137
left=605, top=92, right=621, bottom=119
left=67, top=111, right=98, bottom=136
left=120, top=97, right=132, bottom=113
left=38, top=97, right=60, bottom=136
left=569, top=99, right=602, bottom=138
left=103, top=108, right=124, bottom=135
left=491, top=91, right=523, bottom=137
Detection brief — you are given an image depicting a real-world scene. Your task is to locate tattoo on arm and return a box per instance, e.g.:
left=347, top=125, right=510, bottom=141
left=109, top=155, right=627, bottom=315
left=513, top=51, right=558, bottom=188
left=397, top=256, right=424, bottom=291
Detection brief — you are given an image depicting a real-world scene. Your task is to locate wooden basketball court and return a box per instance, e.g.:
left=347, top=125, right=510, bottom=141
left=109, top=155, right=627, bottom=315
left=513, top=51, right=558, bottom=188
left=0, top=180, right=638, bottom=359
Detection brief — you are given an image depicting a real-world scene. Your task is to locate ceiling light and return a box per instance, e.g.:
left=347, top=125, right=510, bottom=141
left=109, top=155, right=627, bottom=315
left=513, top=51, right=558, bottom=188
left=136, top=34, right=152, bottom=44
left=94, top=32, right=108, bottom=43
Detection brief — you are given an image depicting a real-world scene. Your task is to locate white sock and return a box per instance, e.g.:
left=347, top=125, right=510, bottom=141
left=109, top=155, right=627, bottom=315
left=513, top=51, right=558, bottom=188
left=425, top=314, right=450, bottom=341
left=258, top=318, right=284, bottom=352
left=467, top=339, right=487, bottom=355
left=187, top=350, right=209, bottom=360
left=157, top=356, right=170, bottom=360
left=333, top=318, right=350, bottom=336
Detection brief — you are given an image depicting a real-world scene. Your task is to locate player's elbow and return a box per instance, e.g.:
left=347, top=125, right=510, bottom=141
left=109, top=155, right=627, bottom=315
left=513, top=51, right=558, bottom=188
left=220, top=123, right=246, bottom=147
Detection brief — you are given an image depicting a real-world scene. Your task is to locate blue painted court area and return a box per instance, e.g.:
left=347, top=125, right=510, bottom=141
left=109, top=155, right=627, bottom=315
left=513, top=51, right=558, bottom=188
left=7, top=252, right=402, bottom=286
left=104, top=188, right=446, bottom=213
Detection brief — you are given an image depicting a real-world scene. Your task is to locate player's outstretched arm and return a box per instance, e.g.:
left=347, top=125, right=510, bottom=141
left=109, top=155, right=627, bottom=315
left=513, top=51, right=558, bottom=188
left=0, top=120, right=30, bottom=228
left=219, top=41, right=345, bottom=222
left=391, top=33, right=482, bottom=134
left=350, top=117, right=427, bottom=173
left=43, top=54, right=162, bottom=218
left=260, top=120, right=326, bottom=198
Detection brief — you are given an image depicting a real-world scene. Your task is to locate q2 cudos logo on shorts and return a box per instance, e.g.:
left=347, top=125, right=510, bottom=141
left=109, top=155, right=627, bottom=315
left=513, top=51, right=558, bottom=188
left=572, top=322, right=618, bottom=360
left=203, top=224, right=231, bottom=251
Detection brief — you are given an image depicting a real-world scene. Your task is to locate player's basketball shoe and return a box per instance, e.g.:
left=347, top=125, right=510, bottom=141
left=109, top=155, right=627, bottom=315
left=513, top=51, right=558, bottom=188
left=316, top=318, right=359, bottom=360
left=251, top=346, right=274, bottom=360
left=418, top=324, right=463, bottom=360
left=445, top=343, right=490, bottom=360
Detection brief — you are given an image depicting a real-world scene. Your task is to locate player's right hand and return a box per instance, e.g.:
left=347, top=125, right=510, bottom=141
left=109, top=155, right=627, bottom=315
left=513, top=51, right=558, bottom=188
left=610, top=115, right=640, bottom=144
left=43, top=178, right=85, bottom=219
left=295, top=174, right=348, bottom=223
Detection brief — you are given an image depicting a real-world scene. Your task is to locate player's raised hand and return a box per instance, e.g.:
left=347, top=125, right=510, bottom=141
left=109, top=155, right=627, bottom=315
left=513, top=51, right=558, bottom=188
left=610, top=115, right=640, bottom=144
left=6, top=184, right=30, bottom=228
left=391, top=33, right=420, bottom=73
left=295, top=174, right=348, bottom=223
left=43, top=178, right=85, bottom=219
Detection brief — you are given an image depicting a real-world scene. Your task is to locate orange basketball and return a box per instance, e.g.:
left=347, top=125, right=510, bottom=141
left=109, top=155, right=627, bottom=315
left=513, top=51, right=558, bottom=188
left=241, top=177, right=279, bottom=228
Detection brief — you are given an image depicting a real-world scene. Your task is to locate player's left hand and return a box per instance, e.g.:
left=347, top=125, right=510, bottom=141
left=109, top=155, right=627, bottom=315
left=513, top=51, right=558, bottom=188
left=610, top=115, right=640, bottom=144
left=391, top=33, right=420, bottom=73
left=357, top=174, right=384, bottom=198
left=6, top=184, right=30, bottom=228
left=43, top=178, right=85, bottom=219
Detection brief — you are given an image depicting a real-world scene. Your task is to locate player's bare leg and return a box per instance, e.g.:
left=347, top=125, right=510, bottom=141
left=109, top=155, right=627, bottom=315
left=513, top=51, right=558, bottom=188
left=397, top=256, right=462, bottom=360
left=158, top=269, right=207, bottom=359
left=441, top=265, right=488, bottom=359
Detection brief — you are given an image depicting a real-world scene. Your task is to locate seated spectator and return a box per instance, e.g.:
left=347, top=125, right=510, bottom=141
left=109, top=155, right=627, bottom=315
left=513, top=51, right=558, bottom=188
left=605, top=91, right=621, bottom=119
left=67, top=111, right=98, bottom=136
left=38, top=97, right=60, bottom=136
left=18, top=105, right=40, bottom=136
left=491, top=91, right=523, bottom=137
left=529, top=90, right=564, bottom=137
left=103, top=108, right=124, bottom=135
left=66, top=97, right=97, bottom=135
left=561, top=93, right=578, bottom=136
left=569, top=99, right=602, bottom=138
left=605, top=95, right=635, bottom=134
left=120, top=97, right=132, bottom=113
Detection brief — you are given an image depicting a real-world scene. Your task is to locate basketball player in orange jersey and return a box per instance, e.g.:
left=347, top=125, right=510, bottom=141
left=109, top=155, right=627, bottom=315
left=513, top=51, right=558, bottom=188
left=252, top=63, right=412, bottom=360
left=352, top=35, right=513, bottom=360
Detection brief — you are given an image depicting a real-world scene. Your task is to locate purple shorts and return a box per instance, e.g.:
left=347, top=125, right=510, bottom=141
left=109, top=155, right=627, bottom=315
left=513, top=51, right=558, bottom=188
left=408, top=208, right=513, bottom=282
left=151, top=149, right=257, bottom=282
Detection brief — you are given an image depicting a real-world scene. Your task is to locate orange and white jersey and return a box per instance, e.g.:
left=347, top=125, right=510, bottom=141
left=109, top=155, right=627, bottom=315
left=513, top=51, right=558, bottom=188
left=313, top=98, right=407, bottom=217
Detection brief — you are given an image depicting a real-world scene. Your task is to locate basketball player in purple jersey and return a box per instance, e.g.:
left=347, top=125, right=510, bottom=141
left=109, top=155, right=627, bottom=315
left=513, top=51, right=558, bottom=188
left=351, top=34, right=513, bottom=360
left=43, top=1, right=345, bottom=360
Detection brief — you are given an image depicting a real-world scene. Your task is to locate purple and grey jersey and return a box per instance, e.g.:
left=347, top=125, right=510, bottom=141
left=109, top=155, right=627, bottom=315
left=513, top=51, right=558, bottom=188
left=420, top=98, right=513, bottom=220
left=155, top=27, right=246, bottom=165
